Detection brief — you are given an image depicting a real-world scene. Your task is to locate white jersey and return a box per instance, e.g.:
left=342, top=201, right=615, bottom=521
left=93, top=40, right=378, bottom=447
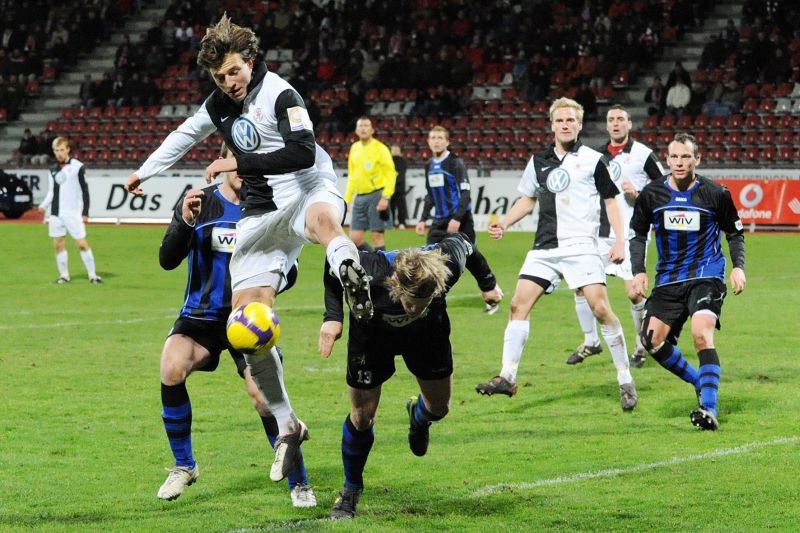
left=519, top=141, right=618, bottom=250
left=40, top=158, right=89, bottom=217
left=134, top=63, right=326, bottom=217
left=598, top=138, right=665, bottom=239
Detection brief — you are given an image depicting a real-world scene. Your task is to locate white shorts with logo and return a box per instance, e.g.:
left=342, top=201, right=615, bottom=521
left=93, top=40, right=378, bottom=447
left=230, top=181, right=345, bottom=292
left=519, top=241, right=606, bottom=293
left=48, top=212, right=86, bottom=239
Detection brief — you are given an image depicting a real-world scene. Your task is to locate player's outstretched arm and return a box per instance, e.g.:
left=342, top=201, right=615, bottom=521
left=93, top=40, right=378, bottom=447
left=318, top=321, right=343, bottom=358
left=490, top=195, right=536, bottom=240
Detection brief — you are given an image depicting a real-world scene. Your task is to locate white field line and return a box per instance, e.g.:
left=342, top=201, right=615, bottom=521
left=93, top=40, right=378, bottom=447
left=473, top=436, right=799, bottom=497
left=0, top=294, right=487, bottom=331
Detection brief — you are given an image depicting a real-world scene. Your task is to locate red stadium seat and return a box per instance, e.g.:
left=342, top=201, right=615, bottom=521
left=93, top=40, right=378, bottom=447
left=760, top=131, right=776, bottom=146
left=643, top=115, right=659, bottom=129
left=693, top=114, right=710, bottom=129
left=705, top=145, right=726, bottom=163
left=741, top=146, right=759, bottom=164
left=676, top=115, right=693, bottom=129
left=726, top=146, right=742, bottom=162
left=777, top=146, right=793, bottom=162
left=694, top=130, right=709, bottom=144
left=761, top=146, right=777, bottom=162
left=709, top=131, right=726, bottom=145
left=744, top=115, right=762, bottom=129
left=709, top=115, right=726, bottom=130
left=761, top=115, right=777, bottom=130
left=725, top=131, right=741, bottom=146
left=777, top=130, right=793, bottom=145
left=726, top=114, right=743, bottom=129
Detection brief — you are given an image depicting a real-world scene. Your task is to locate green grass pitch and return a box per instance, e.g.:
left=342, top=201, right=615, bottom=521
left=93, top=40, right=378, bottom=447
left=1, top=224, right=798, bottom=531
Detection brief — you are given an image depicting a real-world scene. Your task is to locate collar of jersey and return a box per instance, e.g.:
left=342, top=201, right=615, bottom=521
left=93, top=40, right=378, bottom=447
left=545, top=139, right=583, bottom=163
left=600, top=137, right=634, bottom=156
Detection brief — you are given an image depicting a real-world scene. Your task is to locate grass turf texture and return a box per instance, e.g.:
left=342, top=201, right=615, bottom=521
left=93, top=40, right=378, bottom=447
left=1, top=225, right=798, bottom=531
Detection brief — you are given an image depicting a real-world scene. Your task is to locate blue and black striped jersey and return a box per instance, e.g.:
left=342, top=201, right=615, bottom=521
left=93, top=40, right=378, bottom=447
left=160, top=184, right=240, bottom=320
left=420, top=152, right=471, bottom=222
left=630, top=176, right=745, bottom=286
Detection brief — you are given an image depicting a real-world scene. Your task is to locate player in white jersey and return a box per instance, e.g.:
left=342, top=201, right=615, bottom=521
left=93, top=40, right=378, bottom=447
left=566, top=105, right=666, bottom=368
left=123, top=14, right=372, bottom=484
left=475, top=98, right=638, bottom=412
left=38, top=136, right=102, bottom=284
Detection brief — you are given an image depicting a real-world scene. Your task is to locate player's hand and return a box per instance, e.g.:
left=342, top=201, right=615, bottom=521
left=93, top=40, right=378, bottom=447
left=204, top=157, right=236, bottom=184
left=318, top=320, right=343, bottom=358
left=608, top=240, right=625, bottom=264
left=489, top=221, right=506, bottom=240
left=730, top=267, right=746, bottom=295
left=182, top=189, right=204, bottom=225
left=125, top=174, right=143, bottom=196
left=632, top=273, right=649, bottom=299
left=447, top=219, right=461, bottom=233
left=621, top=179, right=637, bottom=196
left=415, top=221, right=427, bottom=235
left=82, top=215, right=89, bottom=224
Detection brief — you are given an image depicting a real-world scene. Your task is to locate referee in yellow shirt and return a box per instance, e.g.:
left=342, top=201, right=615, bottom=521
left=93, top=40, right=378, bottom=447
left=346, top=116, right=397, bottom=251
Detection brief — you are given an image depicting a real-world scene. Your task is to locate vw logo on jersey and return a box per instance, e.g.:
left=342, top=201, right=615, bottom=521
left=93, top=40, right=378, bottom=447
left=54, top=170, right=66, bottom=185
left=231, top=117, right=261, bottom=152
left=609, top=160, right=622, bottom=182
left=546, top=168, right=570, bottom=193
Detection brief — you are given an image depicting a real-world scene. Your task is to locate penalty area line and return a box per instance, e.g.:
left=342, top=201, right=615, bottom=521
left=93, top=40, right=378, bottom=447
left=473, top=436, right=800, bottom=497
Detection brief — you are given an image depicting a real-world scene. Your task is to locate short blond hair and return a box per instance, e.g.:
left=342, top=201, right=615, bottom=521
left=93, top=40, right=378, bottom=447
left=549, top=97, right=584, bottom=124
left=429, top=125, right=449, bottom=139
left=385, top=248, right=450, bottom=300
left=52, top=136, right=70, bottom=150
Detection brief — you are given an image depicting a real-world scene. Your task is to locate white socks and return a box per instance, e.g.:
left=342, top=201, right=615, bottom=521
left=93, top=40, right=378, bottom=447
left=56, top=250, right=69, bottom=278
left=630, top=299, right=646, bottom=351
left=574, top=295, right=600, bottom=346
left=80, top=249, right=97, bottom=279
left=326, top=236, right=360, bottom=280
left=600, top=321, right=632, bottom=385
left=500, top=320, right=530, bottom=382
left=244, top=347, right=297, bottom=435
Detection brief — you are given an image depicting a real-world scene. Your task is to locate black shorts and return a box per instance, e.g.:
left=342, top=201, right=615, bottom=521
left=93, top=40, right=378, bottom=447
left=427, top=212, right=476, bottom=245
left=645, top=279, right=727, bottom=341
left=345, top=312, right=453, bottom=389
left=168, top=316, right=247, bottom=377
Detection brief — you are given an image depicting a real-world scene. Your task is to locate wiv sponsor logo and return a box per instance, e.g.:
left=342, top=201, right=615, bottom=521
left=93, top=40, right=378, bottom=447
left=211, top=227, right=237, bottom=253
left=664, top=210, right=700, bottom=231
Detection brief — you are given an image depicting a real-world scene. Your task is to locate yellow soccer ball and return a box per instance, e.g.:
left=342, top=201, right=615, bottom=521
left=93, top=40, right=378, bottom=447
left=226, top=302, right=281, bottom=354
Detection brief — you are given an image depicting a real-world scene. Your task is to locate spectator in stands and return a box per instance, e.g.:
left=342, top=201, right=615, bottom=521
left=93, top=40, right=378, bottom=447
left=719, top=19, right=739, bottom=54
left=666, top=80, right=691, bottom=116
left=140, top=73, right=161, bottom=106
left=449, top=48, right=473, bottom=88
left=761, top=47, right=792, bottom=83
left=666, top=61, right=692, bottom=91
left=79, top=74, right=94, bottom=108
left=698, top=35, right=727, bottom=69
left=17, top=128, right=39, bottom=164
left=734, top=43, right=759, bottom=84
left=174, top=19, right=194, bottom=52
left=525, top=52, right=550, bottom=103
left=575, top=80, right=598, bottom=117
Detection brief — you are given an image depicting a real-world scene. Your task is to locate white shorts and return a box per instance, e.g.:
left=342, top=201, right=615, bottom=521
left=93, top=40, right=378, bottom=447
left=230, top=181, right=345, bottom=292
left=48, top=213, right=86, bottom=239
left=597, top=237, right=633, bottom=281
left=519, top=242, right=606, bottom=292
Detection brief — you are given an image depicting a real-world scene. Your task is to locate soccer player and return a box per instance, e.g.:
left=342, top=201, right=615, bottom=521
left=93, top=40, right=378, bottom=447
left=416, top=125, right=504, bottom=313
left=475, top=98, right=638, bottom=412
left=345, top=116, right=397, bottom=251
left=630, top=132, right=746, bottom=430
left=566, top=105, right=666, bottom=368
left=156, top=145, right=315, bottom=506
left=318, top=233, right=474, bottom=519
left=38, top=136, right=102, bottom=284
left=124, top=14, right=372, bottom=482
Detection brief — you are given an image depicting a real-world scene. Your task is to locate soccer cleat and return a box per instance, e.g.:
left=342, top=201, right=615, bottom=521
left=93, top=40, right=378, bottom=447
left=406, top=396, right=431, bottom=457
left=339, top=259, right=373, bottom=321
left=483, top=286, right=504, bottom=315
left=89, top=276, right=103, bottom=284
left=290, top=483, right=317, bottom=508
left=619, top=382, right=638, bottom=412
left=690, top=408, right=720, bottom=431
left=157, top=464, right=199, bottom=501
left=475, top=375, right=518, bottom=397
left=270, top=420, right=310, bottom=482
left=330, top=486, right=362, bottom=520
left=54, top=276, right=71, bottom=284
left=629, top=348, right=647, bottom=368
left=565, top=342, right=603, bottom=365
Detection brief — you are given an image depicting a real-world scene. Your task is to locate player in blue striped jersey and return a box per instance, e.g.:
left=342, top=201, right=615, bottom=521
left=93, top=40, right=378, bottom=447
left=630, top=133, right=746, bottom=430
left=155, top=145, right=315, bottom=506
left=416, top=126, right=503, bottom=313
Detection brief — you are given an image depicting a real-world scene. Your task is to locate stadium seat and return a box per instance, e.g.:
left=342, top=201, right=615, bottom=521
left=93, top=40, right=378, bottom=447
left=741, top=131, right=759, bottom=146
left=760, top=131, right=776, bottom=146
left=709, top=116, right=726, bottom=130
left=709, top=131, right=726, bottom=145
left=694, top=130, right=709, bottom=145
left=726, top=146, right=742, bottom=162
left=762, top=115, right=777, bottom=130
left=777, top=146, right=793, bottom=162
left=744, top=115, right=762, bottom=129
left=761, top=146, right=777, bottom=162
left=643, top=115, right=659, bottom=130
left=693, top=114, right=710, bottom=129
left=676, top=115, right=693, bottom=129
left=777, top=130, right=793, bottom=145
left=742, top=147, right=759, bottom=164
left=725, top=131, right=741, bottom=146
left=726, top=114, right=743, bottom=129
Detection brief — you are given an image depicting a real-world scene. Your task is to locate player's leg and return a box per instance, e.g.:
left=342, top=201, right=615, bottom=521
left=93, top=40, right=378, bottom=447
left=331, top=385, right=381, bottom=520
left=157, top=328, right=213, bottom=500
left=52, top=235, right=70, bottom=282
left=567, top=287, right=603, bottom=364
left=366, top=191, right=389, bottom=251
left=459, top=215, right=503, bottom=313
left=408, top=375, right=451, bottom=457
left=625, top=279, right=647, bottom=367
left=476, top=270, right=546, bottom=396
left=241, top=354, right=316, bottom=507
left=303, top=194, right=373, bottom=321
left=349, top=194, right=371, bottom=250
left=74, top=237, right=101, bottom=283
left=583, top=282, right=636, bottom=411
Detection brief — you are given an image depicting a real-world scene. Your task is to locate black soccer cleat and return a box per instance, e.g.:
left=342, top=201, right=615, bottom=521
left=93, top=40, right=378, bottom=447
left=690, top=408, right=720, bottom=431
left=406, top=396, right=431, bottom=457
left=475, top=375, right=518, bottom=397
left=339, top=259, right=373, bottom=321
left=330, top=486, right=362, bottom=520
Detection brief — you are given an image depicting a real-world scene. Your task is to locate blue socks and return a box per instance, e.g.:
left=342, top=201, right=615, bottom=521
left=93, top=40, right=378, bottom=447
left=411, top=394, right=442, bottom=427
left=652, top=343, right=699, bottom=387
left=161, top=382, right=194, bottom=468
left=698, top=349, right=721, bottom=416
left=341, top=415, right=374, bottom=491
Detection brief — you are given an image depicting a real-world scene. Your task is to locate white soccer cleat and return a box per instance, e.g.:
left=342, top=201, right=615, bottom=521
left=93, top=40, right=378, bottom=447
left=270, top=421, right=310, bottom=482
left=290, top=483, right=317, bottom=508
left=157, top=464, right=199, bottom=501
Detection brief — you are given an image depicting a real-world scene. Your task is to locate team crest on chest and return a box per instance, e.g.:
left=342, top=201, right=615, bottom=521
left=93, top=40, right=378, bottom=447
left=232, top=117, right=261, bottom=152
left=253, top=107, right=264, bottom=122
left=546, top=167, right=570, bottom=193
left=609, top=160, right=622, bottom=181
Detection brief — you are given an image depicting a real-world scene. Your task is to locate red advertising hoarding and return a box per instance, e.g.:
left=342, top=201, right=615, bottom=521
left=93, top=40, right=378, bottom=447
left=716, top=179, right=800, bottom=226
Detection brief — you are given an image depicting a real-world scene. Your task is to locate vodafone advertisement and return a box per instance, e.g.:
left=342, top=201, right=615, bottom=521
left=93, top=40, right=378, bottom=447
left=702, top=170, right=800, bottom=226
